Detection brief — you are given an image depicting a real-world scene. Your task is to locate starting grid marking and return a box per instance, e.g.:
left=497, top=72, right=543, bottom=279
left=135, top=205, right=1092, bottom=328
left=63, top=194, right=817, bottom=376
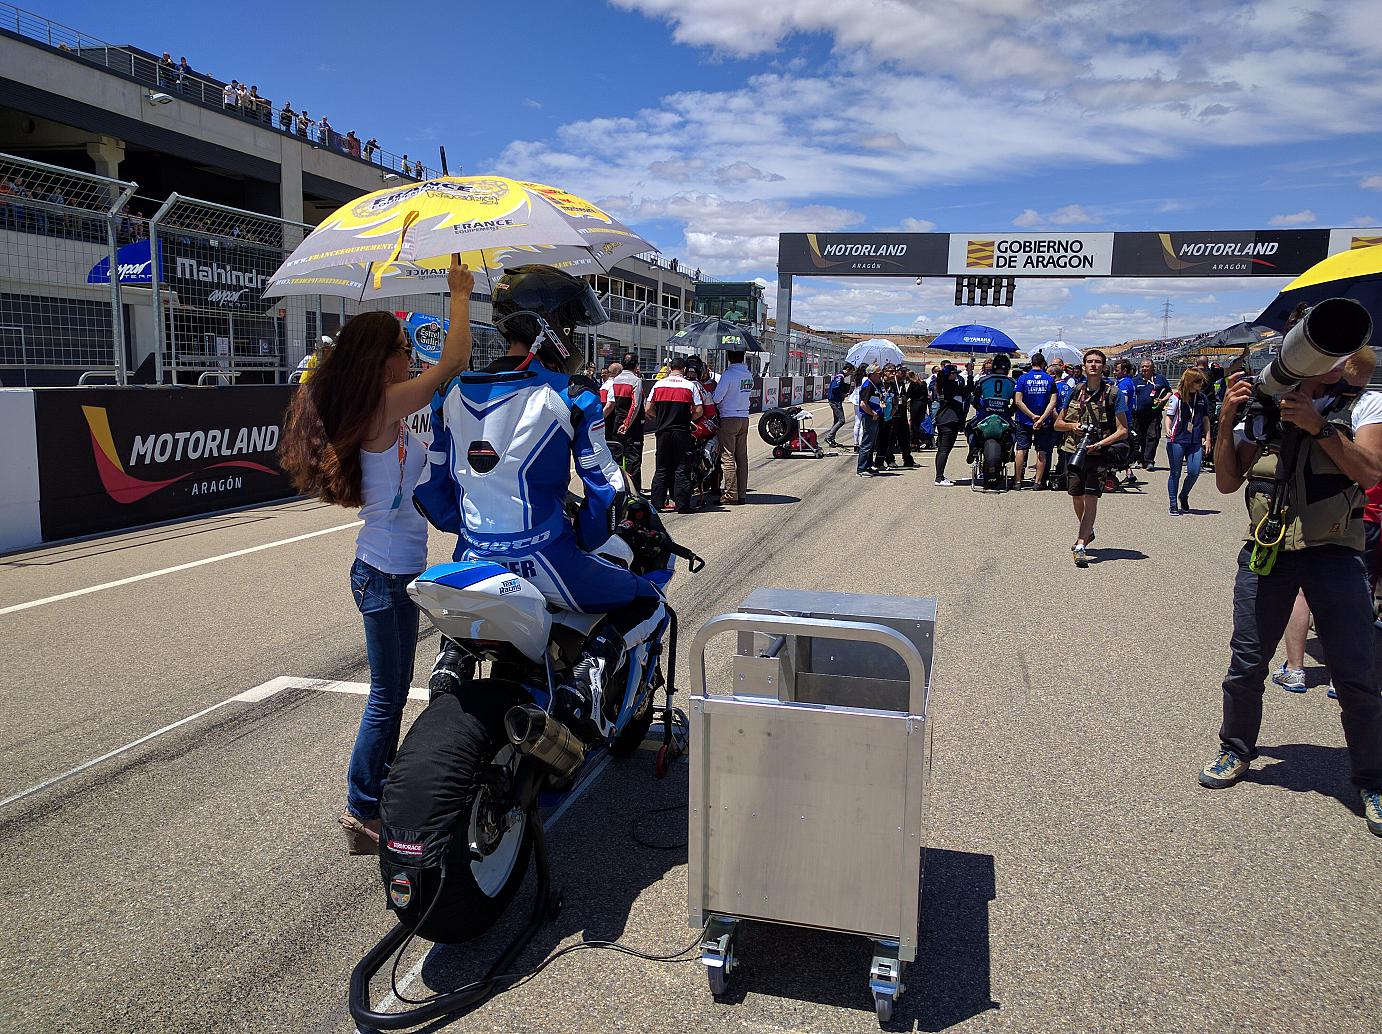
left=0, top=676, right=423, bottom=811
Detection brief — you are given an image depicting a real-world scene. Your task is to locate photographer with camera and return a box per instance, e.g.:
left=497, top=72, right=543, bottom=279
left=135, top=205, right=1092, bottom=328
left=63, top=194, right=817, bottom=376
left=1054, top=349, right=1129, bottom=568
left=1198, top=299, right=1382, bottom=838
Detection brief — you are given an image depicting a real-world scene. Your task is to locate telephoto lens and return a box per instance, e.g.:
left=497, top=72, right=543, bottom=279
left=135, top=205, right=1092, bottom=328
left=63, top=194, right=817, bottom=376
left=1257, top=297, right=1372, bottom=397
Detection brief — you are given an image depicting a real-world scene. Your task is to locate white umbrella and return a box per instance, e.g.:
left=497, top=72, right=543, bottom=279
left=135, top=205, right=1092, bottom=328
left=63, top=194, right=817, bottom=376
left=844, top=338, right=905, bottom=369
left=1037, top=340, right=1082, bottom=367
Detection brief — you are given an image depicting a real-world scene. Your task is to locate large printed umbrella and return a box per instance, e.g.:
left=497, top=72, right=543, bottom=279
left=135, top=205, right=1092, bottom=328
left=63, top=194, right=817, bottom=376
left=1036, top=340, right=1082, bottom=366
left=1255, top=242, right=1382, bottom=330
left=264, top=175, right=654, bottom=298
left=669, top=318, right=765, bottom=352
left=844, top=338, right=905, bottom=368
left=930, top=324, right=1019, bottom=355
left=1206, top=321, right=1276, bottom=347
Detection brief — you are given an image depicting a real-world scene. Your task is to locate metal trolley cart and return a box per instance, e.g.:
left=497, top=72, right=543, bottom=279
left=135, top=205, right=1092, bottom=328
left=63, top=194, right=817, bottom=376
left=687, top=589, right=934, bottom=1023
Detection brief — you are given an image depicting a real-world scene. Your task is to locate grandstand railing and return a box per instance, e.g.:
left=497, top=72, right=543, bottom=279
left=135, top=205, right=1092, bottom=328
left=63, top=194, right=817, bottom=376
left=0, top=2, right=439, bottom=180
left=0, top=152, right=135, bottom=385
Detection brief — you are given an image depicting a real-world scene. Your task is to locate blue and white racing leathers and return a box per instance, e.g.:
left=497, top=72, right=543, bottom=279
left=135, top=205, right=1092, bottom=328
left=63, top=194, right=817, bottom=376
left=414, top=358, right=665, bottom=650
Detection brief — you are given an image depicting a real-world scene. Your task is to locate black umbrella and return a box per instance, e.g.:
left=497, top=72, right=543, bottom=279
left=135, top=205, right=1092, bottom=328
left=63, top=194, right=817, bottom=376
left=1205, top=321, right=1274, bottom=347
left=668, top=317, right=765, bottom=352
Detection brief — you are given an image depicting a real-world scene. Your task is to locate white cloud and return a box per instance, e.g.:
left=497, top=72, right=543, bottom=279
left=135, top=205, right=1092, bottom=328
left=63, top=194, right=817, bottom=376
left=1012, top=204, right=1099, bottom=227
left=1268, top=209, right=1318, bottom=226
left=877, top=216, right=937, bottom=232
left=522, top=98, right=543, bottom=109
left=1361, top=176, right=1382, bottom=190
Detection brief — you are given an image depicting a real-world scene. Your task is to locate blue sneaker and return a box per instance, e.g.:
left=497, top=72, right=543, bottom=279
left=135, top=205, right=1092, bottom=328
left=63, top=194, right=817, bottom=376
left=1199, top=749, right=1250, bottom=788
left=1270, top=663, right=1307, bottom=693
left=1362, top=790, right=1382, bottom=837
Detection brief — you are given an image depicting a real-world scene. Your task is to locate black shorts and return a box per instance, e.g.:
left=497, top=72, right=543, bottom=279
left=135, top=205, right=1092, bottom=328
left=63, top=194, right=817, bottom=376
left=1066, top=462, right=1104, bottom=497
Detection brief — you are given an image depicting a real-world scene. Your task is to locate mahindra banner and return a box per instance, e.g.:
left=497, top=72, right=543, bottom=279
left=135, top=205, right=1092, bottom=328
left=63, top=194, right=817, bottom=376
left=86, top=236, right=281, bottom=312
left=778, top=227, right=1382, bottom=277
left=34, top=387, right=297, bottom=541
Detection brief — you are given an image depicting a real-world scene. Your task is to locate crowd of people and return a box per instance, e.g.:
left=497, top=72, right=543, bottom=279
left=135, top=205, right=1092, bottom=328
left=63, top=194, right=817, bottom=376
left=150, top=52, right=422, bottom=177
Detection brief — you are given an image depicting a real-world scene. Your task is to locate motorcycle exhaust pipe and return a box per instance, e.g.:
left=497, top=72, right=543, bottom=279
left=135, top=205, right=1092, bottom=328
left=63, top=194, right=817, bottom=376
left=505, top=705, right=585, bottom=778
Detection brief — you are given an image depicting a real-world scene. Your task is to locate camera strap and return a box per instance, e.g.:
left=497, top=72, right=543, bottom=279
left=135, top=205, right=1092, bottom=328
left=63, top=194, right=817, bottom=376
left=1248, top=428, right=1304, bottom=575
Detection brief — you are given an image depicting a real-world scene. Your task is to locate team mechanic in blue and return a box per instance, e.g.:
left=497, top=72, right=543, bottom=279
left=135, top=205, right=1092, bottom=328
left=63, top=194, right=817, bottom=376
left=414, top=264, right=666, bottom=734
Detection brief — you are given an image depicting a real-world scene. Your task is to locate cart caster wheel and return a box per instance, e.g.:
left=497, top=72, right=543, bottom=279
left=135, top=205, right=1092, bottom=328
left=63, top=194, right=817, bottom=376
left=874, top=991, right=894, bottom=1023
left=814, top=450, right=824, bottom=459
left=772, top=446, right=788, bottom=459
left=707, top=964, right=730, bottom=997
left=654, top=744, right=669, bottom=779
left=546, top=891, right=564, bottom=921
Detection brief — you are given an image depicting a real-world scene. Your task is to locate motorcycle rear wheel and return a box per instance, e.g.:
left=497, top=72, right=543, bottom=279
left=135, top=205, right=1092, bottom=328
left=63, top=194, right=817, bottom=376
left=982, top=437, right=1004, bottom=488
left=382, top=681, right=534, bottom=943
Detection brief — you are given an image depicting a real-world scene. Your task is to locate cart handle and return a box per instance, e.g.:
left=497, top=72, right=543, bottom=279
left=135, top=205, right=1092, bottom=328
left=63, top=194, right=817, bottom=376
left=688, top=612, right=928, bottom=714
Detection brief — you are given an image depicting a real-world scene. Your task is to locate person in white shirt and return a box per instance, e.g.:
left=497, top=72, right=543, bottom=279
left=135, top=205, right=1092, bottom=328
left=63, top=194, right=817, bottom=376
left=712, top=349, right=754, bottom=504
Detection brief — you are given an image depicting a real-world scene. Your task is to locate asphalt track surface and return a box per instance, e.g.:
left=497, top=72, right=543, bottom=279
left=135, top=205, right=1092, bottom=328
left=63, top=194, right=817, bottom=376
left=1, top=400, right=1378, bottom=1034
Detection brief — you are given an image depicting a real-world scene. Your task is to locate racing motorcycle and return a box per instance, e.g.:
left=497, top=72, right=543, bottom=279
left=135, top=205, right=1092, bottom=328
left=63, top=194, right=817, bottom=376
left=689, top=415, right=722, bottom=507
left=349, top=497, right=702, bottom=1029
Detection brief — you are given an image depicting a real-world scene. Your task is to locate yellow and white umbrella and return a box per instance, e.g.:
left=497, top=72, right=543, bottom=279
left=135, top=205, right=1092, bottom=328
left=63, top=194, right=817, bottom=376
left=264, top=175, right=654, bottom=299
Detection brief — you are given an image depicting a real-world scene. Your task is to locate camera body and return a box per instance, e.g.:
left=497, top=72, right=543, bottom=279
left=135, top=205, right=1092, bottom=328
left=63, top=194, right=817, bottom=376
left=1067, top=423, right=1101, bottom=476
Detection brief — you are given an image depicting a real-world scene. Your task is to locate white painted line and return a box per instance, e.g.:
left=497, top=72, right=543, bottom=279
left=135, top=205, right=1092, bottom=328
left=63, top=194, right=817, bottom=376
left=371, top=746, right=616, bottom=1015
left=0, top=521, right=362, bottom=617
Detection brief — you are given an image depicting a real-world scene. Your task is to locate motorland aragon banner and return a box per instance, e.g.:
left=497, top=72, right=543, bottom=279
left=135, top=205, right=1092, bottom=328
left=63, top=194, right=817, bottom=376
left=1110, top=230, right=1329, bottom=277
left=34, top=387, right=297, bottom=541
left=947, top=233, right=1114, bottom=276
left=779, top=227, right=1380, bottom=277
left=777, top=232, right=949, bottom=276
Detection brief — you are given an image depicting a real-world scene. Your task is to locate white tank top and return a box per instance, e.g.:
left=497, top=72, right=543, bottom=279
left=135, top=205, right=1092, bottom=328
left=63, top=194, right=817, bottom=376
left=354, top=424, right=429, bottom=575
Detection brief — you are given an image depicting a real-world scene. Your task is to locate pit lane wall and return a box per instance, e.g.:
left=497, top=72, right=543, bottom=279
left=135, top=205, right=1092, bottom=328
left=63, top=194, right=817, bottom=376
left=0, top=377, right=824, bottom=552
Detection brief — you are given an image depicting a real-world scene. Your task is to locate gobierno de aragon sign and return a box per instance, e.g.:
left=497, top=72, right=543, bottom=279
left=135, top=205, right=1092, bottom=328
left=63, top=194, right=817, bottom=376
left=33, top=386, right=297, bottom=541
left=777, top=227, right=1381, bottom=278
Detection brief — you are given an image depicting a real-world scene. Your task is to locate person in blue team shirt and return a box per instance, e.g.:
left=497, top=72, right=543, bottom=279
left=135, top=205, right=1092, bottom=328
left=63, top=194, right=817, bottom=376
left=1114, top=359, right=1139, bottom=484
left=1132, top=359, right=1171, bottom=470
left=855, top=364, right=884, bottom=476
left=823, top=362, right=853, bottom=448
left=1013, top=352, right=1057, bottom=489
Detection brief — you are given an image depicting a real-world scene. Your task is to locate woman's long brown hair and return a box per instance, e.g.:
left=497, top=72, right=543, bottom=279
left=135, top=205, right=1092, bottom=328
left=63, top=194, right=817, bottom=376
left=279, top=310, right=403, bottom=508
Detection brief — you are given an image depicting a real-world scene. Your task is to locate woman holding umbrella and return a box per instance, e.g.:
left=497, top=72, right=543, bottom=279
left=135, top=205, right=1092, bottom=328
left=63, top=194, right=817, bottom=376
left=279, top=258, right=474, bottom=853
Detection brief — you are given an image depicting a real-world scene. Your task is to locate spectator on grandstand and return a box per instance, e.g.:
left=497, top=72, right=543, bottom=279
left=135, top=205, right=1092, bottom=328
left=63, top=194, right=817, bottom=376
left=1014, top=352, right=1057, bottom=489
left=645, top=355, right=703, bottom=512
left=414, top=159, right=425, bottom=179
left=364, top=137, right=379, bottom=161
left=401, top=153, right=410, bottom=174
left=1164, top=368, right=1212, bottom=515
left=713, top=350, right=753, bottom=503
left=823, top=363, right=852, bottom=447
left=1132, top=359, right=1171, bottom=470
left=296, top=109, right=311, bottom=139
left=345, top=131, right=361, bottom=157
left=177, top=56, right=191, bottom=90
left=222, top=80, right=238, bottom=110
left=279, top=102, right=295, bottom=132
left=277, top=260, right=473, bottom=855
left=932, top=363, right=968, bottom=486
left=318, top=115, right=333, bottom=149
left=158, top=52, right=176, bottom=87
left=246, top=86, right=267, bottom=122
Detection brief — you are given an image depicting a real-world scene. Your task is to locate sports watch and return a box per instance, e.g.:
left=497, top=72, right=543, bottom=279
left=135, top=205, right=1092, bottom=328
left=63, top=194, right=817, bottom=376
left=1312, top=423, right=1338, bottom=441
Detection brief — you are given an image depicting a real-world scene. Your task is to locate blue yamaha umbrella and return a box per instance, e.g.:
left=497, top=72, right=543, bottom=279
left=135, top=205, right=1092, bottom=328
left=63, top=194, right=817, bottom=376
left=930, top=324, right=1019, bottom=355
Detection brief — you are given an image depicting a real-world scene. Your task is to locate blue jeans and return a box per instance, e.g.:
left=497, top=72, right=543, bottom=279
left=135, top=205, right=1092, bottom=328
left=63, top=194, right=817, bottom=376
left=347, top=557, right=421, bottom=820
left=1166, top=440, right=1202, bottom=505
left=857, top=414, right=879, bottom=473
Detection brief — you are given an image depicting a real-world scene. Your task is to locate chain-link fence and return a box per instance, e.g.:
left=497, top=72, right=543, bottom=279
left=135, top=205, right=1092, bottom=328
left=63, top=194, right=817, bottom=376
left=0, top=152, right=135, bottom=386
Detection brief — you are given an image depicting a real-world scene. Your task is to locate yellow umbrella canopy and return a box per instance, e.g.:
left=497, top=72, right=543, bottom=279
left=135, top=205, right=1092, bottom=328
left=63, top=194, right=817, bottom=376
left=266, top=176, right=654, bottom=296
left=1256, top=240, right=1382, bottom=330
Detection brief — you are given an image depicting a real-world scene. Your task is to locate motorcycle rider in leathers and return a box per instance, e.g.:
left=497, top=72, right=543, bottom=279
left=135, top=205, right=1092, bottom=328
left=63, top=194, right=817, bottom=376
left=414, top=264, right=666, bottom=737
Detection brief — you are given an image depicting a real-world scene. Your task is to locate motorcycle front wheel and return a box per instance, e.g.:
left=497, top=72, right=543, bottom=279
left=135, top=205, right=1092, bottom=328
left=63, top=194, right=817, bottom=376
left=381, top=681, right=534, bottom=943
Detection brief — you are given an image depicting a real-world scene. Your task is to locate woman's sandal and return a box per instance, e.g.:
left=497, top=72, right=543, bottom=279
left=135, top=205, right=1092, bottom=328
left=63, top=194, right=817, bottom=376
left=339, top=812, right=381, bottom=855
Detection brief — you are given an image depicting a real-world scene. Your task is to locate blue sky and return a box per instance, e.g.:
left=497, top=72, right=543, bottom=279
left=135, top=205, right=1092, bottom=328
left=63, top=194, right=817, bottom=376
left=53, top=0, right=1382, bottom=348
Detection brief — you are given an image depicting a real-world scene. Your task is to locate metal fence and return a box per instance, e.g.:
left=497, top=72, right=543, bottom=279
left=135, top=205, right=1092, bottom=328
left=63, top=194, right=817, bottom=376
left=0, top=152, right=134, bottom=385
left=0, top=2, right=438, bottom=180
